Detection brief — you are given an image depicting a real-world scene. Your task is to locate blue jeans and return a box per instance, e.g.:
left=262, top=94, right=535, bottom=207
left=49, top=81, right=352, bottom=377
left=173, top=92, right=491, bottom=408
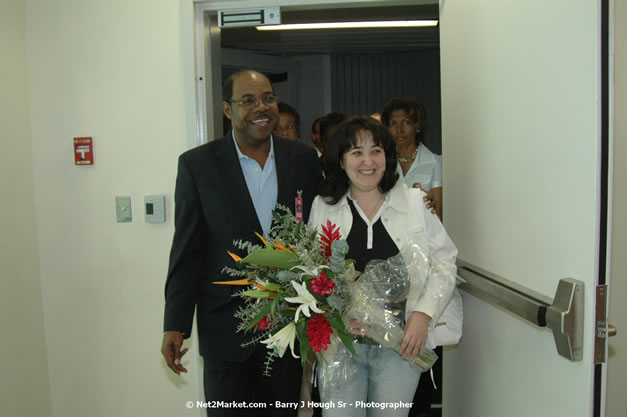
left=318, top=343, right=421, bottom=417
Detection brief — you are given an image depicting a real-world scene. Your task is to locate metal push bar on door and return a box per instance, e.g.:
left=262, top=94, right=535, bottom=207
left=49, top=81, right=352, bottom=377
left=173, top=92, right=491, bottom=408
left=456, top=259, right=584, bottom=361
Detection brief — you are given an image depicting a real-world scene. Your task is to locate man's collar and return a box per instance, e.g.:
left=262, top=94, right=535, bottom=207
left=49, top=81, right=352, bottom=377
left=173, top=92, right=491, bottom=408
left=231, top=131, right=274, bottom=160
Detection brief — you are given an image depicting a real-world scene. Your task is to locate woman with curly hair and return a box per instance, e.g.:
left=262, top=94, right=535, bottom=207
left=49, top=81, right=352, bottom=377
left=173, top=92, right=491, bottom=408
left=381, top=97, right=443, bottom=219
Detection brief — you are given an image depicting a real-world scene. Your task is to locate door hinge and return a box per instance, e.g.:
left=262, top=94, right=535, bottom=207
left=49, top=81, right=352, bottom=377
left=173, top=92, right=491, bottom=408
left=594, top=285, right=609, bottom=364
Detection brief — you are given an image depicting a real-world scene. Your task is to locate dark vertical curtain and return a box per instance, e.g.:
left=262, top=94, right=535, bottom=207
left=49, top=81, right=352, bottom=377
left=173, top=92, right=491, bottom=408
left=331, top=49, right=442, bottom=154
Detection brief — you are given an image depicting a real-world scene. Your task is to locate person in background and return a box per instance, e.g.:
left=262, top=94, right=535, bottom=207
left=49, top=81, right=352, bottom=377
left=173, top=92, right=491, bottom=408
left=275, top=102, right=300, bottom=141
left=308, top=116, right=457, bottom=417
left=381, top=97, right=443, bottom=220
left=311, top=117, right=323, bottom=156
left=318, top=112, right=347, bottom=176
left=318, top=112, right=347, bottom=155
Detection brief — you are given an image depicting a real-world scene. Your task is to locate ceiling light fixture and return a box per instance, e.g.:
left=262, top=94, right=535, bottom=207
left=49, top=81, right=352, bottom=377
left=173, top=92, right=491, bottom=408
left=256, top=20, right=438, bottom=31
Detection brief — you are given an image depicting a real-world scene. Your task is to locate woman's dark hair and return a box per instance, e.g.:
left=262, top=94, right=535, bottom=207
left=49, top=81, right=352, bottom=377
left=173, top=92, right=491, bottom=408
left=319, top=112, right=347, bottom=139
left=311, top=116, right=322, bottom=133
left=318, top=112, right=347, bottom=154
left=319, top=116, right=399, bottom=204
left=380, top=97, right=428, bottom=145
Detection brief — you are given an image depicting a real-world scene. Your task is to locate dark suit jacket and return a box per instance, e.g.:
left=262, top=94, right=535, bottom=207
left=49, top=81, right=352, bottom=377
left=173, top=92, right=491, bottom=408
left=163, top=133, right=321, bottom=362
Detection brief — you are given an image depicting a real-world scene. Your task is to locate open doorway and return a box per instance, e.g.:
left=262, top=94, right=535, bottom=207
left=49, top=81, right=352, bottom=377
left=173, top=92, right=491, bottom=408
left=195, top=2, right=444, bottom=416
left=220, top=3, right=441, bottom=154
left=195, top=2, right=440, bottom=149
left=219, top=4, right=440, bottom=152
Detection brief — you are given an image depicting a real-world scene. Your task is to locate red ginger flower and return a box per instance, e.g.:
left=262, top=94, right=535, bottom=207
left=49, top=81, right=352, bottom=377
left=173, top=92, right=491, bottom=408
left=309, top=272, right=336, bottom=296
left=253, top=314, right=272, bottom=332
left=320, top=220, right=341, bottom=261
left=307, top=314, right=333, bottom=353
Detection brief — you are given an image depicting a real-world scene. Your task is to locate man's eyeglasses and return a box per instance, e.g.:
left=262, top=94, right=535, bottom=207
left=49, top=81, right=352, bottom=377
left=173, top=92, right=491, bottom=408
left=229, top=95, right=279, bottom=109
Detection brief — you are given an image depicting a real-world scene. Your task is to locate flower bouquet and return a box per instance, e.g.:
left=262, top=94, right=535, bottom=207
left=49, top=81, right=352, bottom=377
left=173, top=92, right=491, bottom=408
left=218, top=205, right=440, bottom=377
left=218, top=205, right=357, bottom=375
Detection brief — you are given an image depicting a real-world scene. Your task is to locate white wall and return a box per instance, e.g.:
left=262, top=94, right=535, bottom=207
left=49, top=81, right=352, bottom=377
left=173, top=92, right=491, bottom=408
left=607, top=0, right=627, bottom=416
left=0, top=1, right=53, bottom=416
left=25, top=0, right=202, bottom=416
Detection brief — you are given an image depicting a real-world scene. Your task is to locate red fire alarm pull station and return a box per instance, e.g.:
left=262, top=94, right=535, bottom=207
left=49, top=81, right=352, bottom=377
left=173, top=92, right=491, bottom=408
left=74, top=137, right=94, bottom=165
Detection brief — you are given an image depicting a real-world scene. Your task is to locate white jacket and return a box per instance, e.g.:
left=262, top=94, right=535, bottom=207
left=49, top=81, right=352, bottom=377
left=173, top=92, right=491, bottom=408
left=308, top=182, right=458, bottom=324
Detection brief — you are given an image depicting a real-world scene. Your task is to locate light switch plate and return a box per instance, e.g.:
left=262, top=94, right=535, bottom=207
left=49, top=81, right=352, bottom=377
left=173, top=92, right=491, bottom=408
left=115, top=196, right=132, bottom=222
left=144, top=195, right=165, bottom=223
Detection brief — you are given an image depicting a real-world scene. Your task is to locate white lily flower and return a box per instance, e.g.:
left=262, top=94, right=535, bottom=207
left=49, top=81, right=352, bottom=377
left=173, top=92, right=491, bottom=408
left=292, top=264, right=329, bottom=277
left=285, top=280, right=323, bottom=322
left=292, top=265, right=320, bottom=276
left=260, top=322, right=299, bottom=358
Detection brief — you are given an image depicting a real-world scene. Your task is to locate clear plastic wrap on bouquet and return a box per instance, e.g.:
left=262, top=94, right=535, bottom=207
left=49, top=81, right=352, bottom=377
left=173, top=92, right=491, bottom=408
left=316, top=241, right=451, bottom=395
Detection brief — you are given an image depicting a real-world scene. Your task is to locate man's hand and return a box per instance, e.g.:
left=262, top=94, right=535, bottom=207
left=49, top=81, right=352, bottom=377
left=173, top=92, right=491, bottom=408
left=400, top=311, right=430, bottom=360
left=413, top=183, right=436, bottom=213
left=413, top=183, right=442, bottom=219
left=161, top=331, right=189, bottom=375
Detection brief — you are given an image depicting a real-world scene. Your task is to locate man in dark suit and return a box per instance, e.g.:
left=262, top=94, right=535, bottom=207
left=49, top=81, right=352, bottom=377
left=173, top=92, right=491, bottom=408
left=161, top=69, right=321, bottom=416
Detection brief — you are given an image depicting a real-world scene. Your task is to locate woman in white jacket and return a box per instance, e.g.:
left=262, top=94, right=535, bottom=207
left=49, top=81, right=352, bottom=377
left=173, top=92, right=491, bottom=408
left=308, top=116, right=457, bottom=417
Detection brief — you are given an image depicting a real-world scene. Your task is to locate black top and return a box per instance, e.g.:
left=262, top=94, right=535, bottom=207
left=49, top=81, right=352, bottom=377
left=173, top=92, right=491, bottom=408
left=346, top=198, right=398, bottom=272
left=346, top=199, right=406, bottom=343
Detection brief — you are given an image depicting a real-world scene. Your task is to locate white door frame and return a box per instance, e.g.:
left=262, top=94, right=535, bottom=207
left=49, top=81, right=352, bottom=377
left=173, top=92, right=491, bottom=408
left=190, top=2, right=613, bottom=416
